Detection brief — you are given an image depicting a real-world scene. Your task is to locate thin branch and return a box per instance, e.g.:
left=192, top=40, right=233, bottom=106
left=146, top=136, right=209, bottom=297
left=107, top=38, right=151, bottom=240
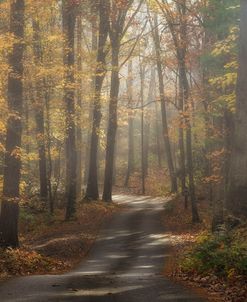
left=121, top=0, right=144, bottom=39
left=120, top=19, right=148, bottom=68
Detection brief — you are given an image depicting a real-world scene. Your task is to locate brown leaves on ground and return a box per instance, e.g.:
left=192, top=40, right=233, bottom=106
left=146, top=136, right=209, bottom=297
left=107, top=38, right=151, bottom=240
left=173, top=271, right=247, bottom=302
left=0, top=248, right=67, bottom=278
left=0, top=200, right=118, bottom=280
left=162, top=195, right=247, bottom=302
left=24, top=202, right=117, bottom=265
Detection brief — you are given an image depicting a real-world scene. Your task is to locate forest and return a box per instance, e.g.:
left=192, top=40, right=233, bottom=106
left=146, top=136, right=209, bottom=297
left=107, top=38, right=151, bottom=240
left=0, top=0, right=246, bottom=301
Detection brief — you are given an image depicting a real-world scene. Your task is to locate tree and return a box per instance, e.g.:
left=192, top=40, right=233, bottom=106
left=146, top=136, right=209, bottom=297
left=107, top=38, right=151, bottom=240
left=124, top=60, right=135, bottom=187
left=140, top=55, right=146, bottom=194
left=226, top=0, right=247, bottom=219
left=154, top=0, right=200, bottom=222
left=150, top=13, right=178, bottom=193
left=32, top=20, right=48, bottom=202
left=76, top=15, right=83, bottom=200
left=0, top=0, right=25, bottom=248
left=102, top=0, right=136, bottom=202
left=85, top=0, right=110, bottom=200
left=62, top=0, right=77, bottom=219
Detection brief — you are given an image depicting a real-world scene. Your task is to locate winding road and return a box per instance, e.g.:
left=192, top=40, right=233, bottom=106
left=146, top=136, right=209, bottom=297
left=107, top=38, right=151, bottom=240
left=0, top=195, right=206, bottom=301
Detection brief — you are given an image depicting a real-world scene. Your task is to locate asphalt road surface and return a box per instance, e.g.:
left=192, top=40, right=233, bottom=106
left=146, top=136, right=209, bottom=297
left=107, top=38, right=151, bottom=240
left=0, top=195, right=206, bottom=301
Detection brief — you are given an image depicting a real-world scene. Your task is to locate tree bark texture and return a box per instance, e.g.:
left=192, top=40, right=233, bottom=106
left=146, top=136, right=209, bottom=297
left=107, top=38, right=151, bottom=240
left=63, top=0, right=77, bottom=219
left=0, top=0, right=25, bottom=248
left=153, top=15, right=177, bottom=193
left=85, top=0, right=109, bottom=200
left=32, top=20, right=48, bottom=201
left=124, top=60, right=134, bottom=187
left=103, top=45, right=120, bottom=201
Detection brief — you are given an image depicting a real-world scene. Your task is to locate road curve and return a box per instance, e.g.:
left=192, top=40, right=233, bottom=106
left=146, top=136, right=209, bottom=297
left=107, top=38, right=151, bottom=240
left=0, top=195, right=206, bottom=301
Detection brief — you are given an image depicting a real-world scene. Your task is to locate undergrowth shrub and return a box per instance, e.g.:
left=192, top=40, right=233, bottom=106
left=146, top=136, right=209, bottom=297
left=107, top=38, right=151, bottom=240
left=19, top=208, right=36, bottom=231
left=181, top=232, right=247, bottom=278
left=164, top=200, right=175, bottom=214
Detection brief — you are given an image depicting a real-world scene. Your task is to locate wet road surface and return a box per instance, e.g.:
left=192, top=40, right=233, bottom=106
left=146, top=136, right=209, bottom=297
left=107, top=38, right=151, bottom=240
left=0, top=195, right=206, bottom=301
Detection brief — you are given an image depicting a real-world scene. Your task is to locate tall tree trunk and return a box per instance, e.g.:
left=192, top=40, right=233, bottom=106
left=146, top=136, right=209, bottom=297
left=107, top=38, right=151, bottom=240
left=24, top=91, right=30, bottom=179
left=153, top=15, right=177, bottom=193
left=179, top=57, right=199, bottom=222
left=85, top=0, right=109, bottom=200
left=76, top=15, right=83, bottom=200
left=227, top=0, right=247, bottom=219
left=179, top=62, right=200, bottom=224
left=177, top=0, right=199, bottom=222
left=0, top=0, right=25, bottom=248
left=84, top=3, right=98, bottom=185
left=202, top=97, right=213, bottom=203
left=44, top=85, right=54, bottom=214
left=124, top=60, right=134, bottom=187
left=32, top=20, right=48, bottom=201
left=155, top=100, right=162, bottom=168
left=143, top=120, right=150, bottom=178
left=140, top=61, right=145, bottom=194
left=63, top=1, right=77, bottom=219
left=102, top=45, right=120, bottom=201
left=178, top=68, right=186, bottom=202
left=144, top=67, right=155, bottom=177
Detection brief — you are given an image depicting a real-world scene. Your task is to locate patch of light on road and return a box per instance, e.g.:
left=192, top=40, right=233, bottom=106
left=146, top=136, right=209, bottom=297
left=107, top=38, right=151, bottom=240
left=65, top=285, right=144, bottom=296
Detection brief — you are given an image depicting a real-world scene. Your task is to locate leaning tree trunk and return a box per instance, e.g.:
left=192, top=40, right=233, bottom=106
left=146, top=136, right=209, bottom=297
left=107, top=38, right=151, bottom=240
left=0, top=0, right=25, bottom=248
left=63, top=1, right=77, bottom=219
left=153, top=15, right=177, bottom=193
left=226, top=0, right=247, bottom=219
left=102, top=44, right=120, bottom=201
left=85, top=0, right=109, bottom=200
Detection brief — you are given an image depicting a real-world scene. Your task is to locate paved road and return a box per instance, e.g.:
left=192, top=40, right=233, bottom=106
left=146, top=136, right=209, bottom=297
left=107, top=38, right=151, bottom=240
left=0, top=195, right=206, bottom=301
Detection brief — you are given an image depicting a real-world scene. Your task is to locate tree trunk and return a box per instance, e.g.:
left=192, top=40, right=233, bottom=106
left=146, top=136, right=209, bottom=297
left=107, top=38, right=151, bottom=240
left=84, top=4, right=98, bottom=185
left=153, top=15, right=177, bottom=193
left=144, top=68, right=155, bottom=178
left=63, top=1, right=77, bottom=219
left=44, top=85, right=54, bottom=214
left=76, top=15, right=83, bottom=200
left=177, top=0, right=199, bottom=222
left=124, top=60, right=134, bottom=187
left=143, top=121, right=150, bottom=178
left=140, top=62, right=145, bottom=194
left=85, top=0, right=109, bottom=200
left=0, top=0, right=25, bottom=248
left=179, top=61, right=200, bottom=223
left=32, top=20, right=48, bottom=201
left=178, top=68, right=186, bottom=200
left=102, top=45, right=120, bottom=201
left=155, top=101, right=162, bottom=168
left=226, top=0, right=247, bottom=219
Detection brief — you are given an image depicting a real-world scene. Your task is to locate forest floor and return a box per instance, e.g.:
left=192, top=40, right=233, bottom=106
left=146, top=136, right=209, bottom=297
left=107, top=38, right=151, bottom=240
left=0, top=199, right=118, bottom=280
left=162, top=195, right=247, bottom=302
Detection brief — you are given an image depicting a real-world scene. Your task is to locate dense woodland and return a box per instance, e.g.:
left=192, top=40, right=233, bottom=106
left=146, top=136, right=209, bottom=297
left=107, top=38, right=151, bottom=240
left=0, top=1, right=246, bottom=295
